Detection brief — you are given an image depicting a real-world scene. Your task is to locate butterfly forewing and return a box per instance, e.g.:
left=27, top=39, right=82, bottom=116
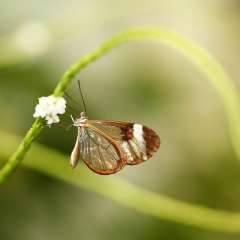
left=89, top=120, right=160, bottom=165
left=79, top=126, right=125, bottom=174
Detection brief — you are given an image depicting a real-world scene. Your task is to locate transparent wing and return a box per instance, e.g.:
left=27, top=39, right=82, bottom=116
left=89, top=120, right=160, bottom=165
left=79, top=126, right=125, bottom=174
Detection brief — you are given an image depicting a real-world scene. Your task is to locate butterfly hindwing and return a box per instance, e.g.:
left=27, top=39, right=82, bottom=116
left=78, top=125, right=126, bottom=174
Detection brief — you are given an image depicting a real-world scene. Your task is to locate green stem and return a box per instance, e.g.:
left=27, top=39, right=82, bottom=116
left=0, top=119, right=43, bottom=183
left=0, top=26, right=240, bottom=191
left=1, top=129, right=240, bottom=233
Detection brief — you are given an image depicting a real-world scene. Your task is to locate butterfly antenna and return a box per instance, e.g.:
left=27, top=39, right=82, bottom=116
left=78, top=80, right=87, bottom=113
left=64, top=92, right=81, bottom=112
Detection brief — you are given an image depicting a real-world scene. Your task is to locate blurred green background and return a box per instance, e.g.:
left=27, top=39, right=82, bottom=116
left=1, top=0, right=240, bottom=239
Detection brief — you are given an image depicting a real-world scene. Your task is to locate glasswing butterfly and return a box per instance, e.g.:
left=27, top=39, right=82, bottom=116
left=68, top=81, right=160, bottom=175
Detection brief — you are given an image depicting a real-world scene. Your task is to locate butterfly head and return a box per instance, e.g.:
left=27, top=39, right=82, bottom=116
left=71, top=111, right=88, bottom=127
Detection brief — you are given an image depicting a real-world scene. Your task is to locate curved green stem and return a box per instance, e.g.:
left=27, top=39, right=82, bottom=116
left=0, top=119, right=43, bottom=183
left=1, top=129, right=240, bottom=233
left=0, top=27, right=239, bottom=217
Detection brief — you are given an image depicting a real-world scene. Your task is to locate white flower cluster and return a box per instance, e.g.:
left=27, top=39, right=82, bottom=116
left=33, top=96, right=66, bottom=125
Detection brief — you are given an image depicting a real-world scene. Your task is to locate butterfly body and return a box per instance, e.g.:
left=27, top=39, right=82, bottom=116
left=70, top=112, right=160, bottom=174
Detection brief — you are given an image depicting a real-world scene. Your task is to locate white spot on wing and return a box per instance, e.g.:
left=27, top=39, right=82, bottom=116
left=133, top=124, right=143, bottom=140
left=133, top=124, right=146, bottom=151
left=133, top=124, right=147, bottom=160
left=122, top=141, right=133, bottom=161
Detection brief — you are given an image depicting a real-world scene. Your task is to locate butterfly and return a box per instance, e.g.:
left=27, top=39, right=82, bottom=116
left=70, top=111, right=160, bottom=174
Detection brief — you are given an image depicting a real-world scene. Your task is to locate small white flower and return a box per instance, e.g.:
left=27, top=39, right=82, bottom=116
left=45, top=113, right=60, bottom=125
left=33, top=104, right=47, bottom=118
left=33, top=95, right=66, bottom=125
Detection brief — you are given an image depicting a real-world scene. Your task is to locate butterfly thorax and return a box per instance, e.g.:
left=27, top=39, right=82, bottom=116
left=73, top=112, right=88, bottom=127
